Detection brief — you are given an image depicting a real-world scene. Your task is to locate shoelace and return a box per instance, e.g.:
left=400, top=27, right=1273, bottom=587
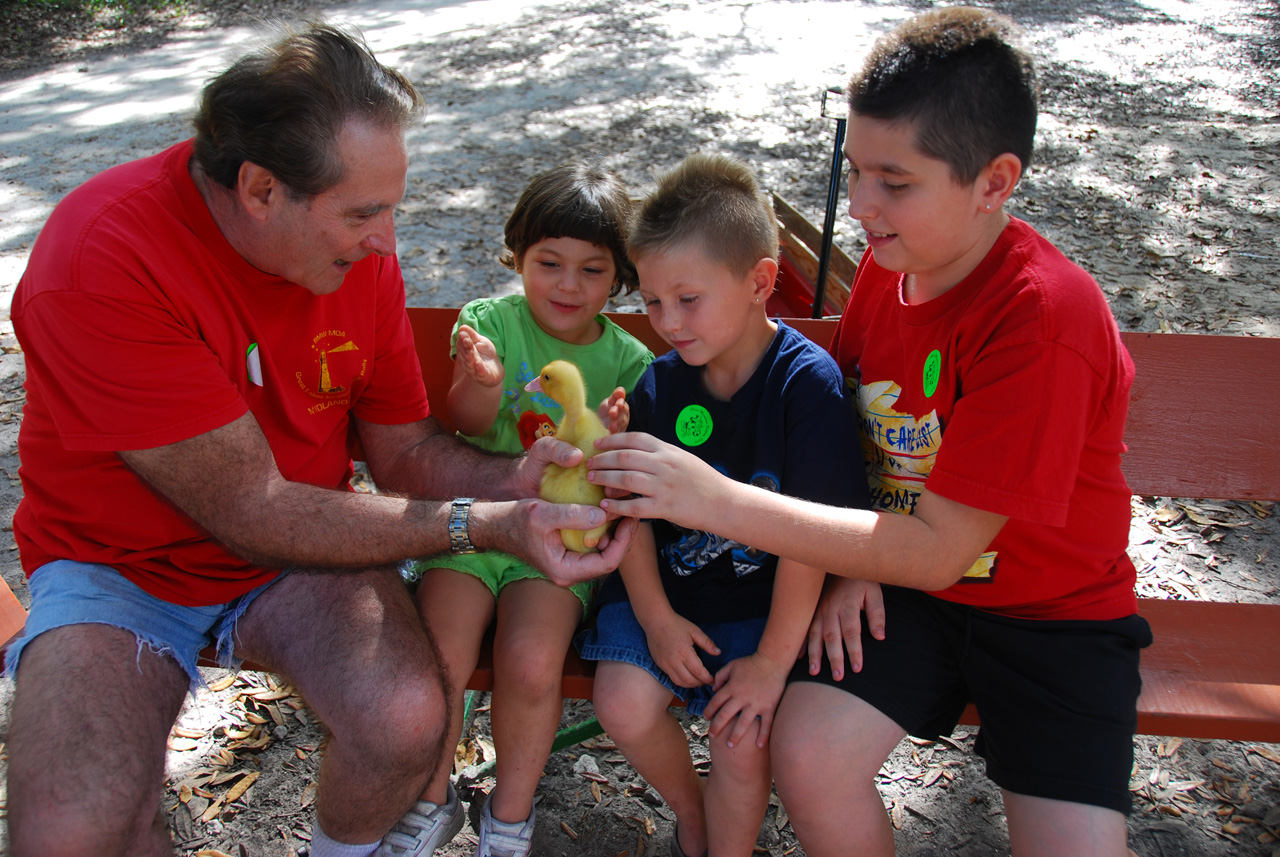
left=382, top=799, right=454, bottom=852
left=478, top=826, right=533, bottom=857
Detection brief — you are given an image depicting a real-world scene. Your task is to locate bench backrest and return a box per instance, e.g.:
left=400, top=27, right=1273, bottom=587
left=408, top=307, right=1280, bottom=503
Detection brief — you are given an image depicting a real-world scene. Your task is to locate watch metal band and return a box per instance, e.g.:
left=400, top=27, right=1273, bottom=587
left=448, top=497, right=479, bottom=554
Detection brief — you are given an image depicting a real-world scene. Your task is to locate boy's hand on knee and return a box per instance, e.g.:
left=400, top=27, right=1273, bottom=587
left=705, top=652, right=788, bottom=749
left=808, top=578, right=886, bottom=680
left=643, top=613, right=718, bottom=688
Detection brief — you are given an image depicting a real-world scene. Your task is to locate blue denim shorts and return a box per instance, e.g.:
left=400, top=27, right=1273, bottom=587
left=2, top=560, right=281, bottom=691
left=575, top=600, right=768, bottom=717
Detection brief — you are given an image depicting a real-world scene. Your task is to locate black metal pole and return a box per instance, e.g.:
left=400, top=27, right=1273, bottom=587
left=813, top=88, right=846, bottom=319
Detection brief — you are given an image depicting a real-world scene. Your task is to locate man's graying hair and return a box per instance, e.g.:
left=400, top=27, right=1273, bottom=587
left=192, top=23, right=423, bottom=198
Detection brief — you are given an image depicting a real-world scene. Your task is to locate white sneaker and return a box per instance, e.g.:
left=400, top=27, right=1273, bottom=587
left=377, top=783, right=465, bottom=856
left=475, top=792, right=536, bottom=857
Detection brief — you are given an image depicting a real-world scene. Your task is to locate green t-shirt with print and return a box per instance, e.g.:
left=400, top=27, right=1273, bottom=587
left=452, top=294, right=653, bottom=454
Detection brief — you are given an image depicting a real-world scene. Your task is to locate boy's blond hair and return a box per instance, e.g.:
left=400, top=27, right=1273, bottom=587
left=628, top=153, right=779, bottom=279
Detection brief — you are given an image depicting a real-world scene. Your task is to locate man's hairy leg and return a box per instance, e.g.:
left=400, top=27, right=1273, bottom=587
left=9, top=624, right=188, bottom=857
left=234, top=568, right=449, bottom=844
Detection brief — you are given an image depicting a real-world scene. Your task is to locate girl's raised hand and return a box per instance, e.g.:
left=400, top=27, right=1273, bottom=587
left=455, top=324, right=504, bottom=387
left=597, top=387, right=630, bottom=434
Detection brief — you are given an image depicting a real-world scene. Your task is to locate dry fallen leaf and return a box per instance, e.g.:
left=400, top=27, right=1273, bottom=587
left=225, top=771, right=260, bottom=803
left=560, top=821, right=578, bottom=840
left=167, top=736, right=200, bottom=752
left=208, top=675, right=237, bottom=693
left=200, top=796, right=224, bottom=823
left=1250, top=746, right=1280, bottom=765
left=301, top=782, right=318, bottom=809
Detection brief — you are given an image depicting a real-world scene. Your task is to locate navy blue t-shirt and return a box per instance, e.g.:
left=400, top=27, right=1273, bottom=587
left=598, top=322, right=870, bottom=624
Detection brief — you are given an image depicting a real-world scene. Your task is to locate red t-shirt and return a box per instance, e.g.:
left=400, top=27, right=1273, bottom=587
left=831, top=218, right=1137, bottom=620
left=11, top=141, right=431, bottom=606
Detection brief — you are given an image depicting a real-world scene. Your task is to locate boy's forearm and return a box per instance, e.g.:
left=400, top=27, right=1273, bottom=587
left=618, top=523, right=677, bottom=628
left=692, top=480, right=998, bottom=592
left=754, top=558, right=825, bottom=669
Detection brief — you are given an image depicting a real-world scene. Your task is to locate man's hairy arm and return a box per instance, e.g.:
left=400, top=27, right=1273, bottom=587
left=119, top=411, right=634, bottom=582
left=119, top=412, right=452, bottom=568
left=354, top=416, right=541, bottom=501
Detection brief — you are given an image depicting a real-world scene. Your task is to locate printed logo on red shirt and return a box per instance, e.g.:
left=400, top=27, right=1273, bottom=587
left=852, top=375, right=996, bottom=581
left=296, top=329, right=368, bottom=415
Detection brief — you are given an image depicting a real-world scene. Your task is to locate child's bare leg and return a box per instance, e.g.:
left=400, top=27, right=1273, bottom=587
left=488, top=577, right=584, bottom=823
left=705, top=720, right=771, bottom=857
left=415, top=568, right=495, bottom=804
left=771, top=683, right=903, bottom=857
left=1003, top=792, right=1131, bottom=857
left=595, top=661, right=708, bottom=856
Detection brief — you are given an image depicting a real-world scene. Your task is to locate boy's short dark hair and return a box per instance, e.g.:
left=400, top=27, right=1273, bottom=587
left=502, top=163, right=639, bottom=296
left=848, top=7, right=1037, bottom=184
left=193, top=23, right=423, bottom=199
left=628, top=153, right=779, bottom=279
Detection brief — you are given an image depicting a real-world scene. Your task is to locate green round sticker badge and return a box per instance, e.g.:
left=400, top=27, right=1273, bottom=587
left=675, top=404, right=714, bottom=447
left=922, top=349, right=942, bottom=398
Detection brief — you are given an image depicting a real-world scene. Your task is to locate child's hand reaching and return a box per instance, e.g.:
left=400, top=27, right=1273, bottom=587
left=704, top=650, right=789, bottom=749
left=454, top=324, right=504, bottom=387
left=597, top=387, right=630, bottom=434
left=642, top=612, right=720, bottom=689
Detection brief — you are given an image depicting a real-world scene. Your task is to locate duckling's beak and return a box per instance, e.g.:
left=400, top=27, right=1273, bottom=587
left=525, top=377, right=544, bottom=393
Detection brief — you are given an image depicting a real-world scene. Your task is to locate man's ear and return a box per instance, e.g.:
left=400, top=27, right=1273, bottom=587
left=751, top=256, right=780, bottom=304
left=236, top=162, right=281, bottom=221
left=978, top=153, right=1022, bottom=211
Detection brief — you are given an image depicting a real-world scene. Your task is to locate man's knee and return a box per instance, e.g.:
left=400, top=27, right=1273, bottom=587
left=10, top=772, right=170, bottom=857
left=334, top=658, right=449, bottom=767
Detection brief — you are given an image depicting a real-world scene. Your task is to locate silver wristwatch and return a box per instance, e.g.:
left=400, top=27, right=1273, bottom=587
left=448, top=497, right=479, bottom=554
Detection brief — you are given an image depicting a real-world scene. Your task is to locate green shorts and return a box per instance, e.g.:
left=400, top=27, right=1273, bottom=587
left=405, top=551, right=596, bottom=616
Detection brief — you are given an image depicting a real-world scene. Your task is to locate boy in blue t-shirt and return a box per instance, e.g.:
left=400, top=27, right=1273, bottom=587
left=577, top=153, right=869, bottom=857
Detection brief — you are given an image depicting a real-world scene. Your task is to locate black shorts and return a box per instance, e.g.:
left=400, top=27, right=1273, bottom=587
left=788, top=585, right=1153, bottom=814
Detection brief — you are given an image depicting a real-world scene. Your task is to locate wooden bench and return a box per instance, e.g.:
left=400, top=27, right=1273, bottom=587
left=1, top=308, right=1277, bottom=744
left=408, top=307, right=1280, bottom=744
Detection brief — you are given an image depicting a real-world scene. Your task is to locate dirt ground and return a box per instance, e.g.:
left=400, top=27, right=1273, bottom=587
left=0, top=0, right=1277, bottom=855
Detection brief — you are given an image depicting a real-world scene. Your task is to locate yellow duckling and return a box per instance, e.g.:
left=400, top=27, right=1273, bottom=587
left=525, top=360, right=611, bottom=553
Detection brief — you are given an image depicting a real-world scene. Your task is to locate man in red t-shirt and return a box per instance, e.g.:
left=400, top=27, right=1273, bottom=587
left=4, top=24, right=633, bottom=857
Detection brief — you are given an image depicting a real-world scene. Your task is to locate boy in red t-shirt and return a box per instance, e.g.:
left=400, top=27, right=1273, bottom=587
left=591, top=8, right=1149, bottom=855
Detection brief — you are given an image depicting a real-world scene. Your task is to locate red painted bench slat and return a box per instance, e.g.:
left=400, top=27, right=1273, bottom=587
left=3, top=307, right=1277, bottom=743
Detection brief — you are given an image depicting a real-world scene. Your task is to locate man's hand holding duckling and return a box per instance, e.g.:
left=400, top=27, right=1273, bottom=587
left=501, top=434, right=638, bottom=584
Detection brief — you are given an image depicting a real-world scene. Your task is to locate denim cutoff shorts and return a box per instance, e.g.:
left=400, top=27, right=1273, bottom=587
left=575, top=600, right=768, bottom=717
left=2, top=559, right=281, bottom=691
